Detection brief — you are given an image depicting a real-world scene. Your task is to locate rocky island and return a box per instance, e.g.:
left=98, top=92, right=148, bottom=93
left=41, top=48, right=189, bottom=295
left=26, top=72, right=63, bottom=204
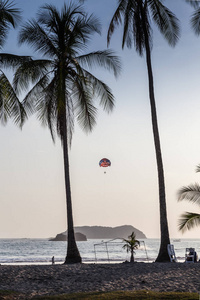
left=49, top=232, right=87, bottom=241
left=50, top=225, right=146, bottom=241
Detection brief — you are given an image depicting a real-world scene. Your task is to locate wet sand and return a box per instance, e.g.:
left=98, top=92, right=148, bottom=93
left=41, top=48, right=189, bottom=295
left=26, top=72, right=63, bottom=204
left=0, top=262, right=200, bottom=298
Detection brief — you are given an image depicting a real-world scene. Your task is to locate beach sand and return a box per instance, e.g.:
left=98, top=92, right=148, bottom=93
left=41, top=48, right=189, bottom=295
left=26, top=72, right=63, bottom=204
left=0, top=262, right=200, bottom=298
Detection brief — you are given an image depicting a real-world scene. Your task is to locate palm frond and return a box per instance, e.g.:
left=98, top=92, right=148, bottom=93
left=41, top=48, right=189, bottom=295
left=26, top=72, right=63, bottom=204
left=22, top=74, right=50, bottom=118
left=0, top=0, right=21, bottom=26
left=107, top=0, right=126, bottom=46
left=0, top=71, right=26, bottom=127
left=148, top=0, right=180, bottom=47
left=0, top=72, right=10, bottom=124
left=82, top=69, right=115, bottom=113
left=178, top=212, right=200, bottom=232
left=191, top=7, right=200, bottom=35
left=65, top=93, right=74, bottom=148
left=134, top=1, right=150, bottom=56
left=73, top=78, right=97, bottom=132
left=0, top=0, right=21, bottom=48
left=13, top=59, right=51, bottom=94
left=177, top=183, right=200, bottom=205
left=36, top=77, right=57, bottom=143
left=0, top=53, right=31, bottom=70
left=196, top=164, right=200, bottom=173
left=77, top=50, right=121, bottom=78
left=18, top=20, right=56, bottom=58
left=108, top=0, right=151, bottom=55
left=185, top=0, right=200, bottom=9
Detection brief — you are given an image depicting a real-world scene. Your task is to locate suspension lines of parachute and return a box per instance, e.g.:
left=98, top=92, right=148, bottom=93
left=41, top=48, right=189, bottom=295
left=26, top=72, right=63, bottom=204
left=99, top=158, right=111, bottom=174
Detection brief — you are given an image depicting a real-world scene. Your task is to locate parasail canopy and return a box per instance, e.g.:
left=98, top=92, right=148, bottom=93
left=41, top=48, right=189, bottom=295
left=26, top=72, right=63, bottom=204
left=99, top=158, right=111, bottom=167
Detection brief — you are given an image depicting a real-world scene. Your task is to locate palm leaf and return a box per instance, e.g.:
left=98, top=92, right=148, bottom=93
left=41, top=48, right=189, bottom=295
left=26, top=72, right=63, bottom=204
left=13, top=59, right=51, bottom=94
left=82, top=69, right=115, bottom=113
left=36, top=77, right=57, bottom=143
left=0, top=0, right=21, bottom=49
left=0, top=71, right=26, bottom=127
left=178, top=212, right=200, bottom=232
left=65, top=93, right=74, bottom=147
left=77, top=50, right=121, bottom=78
left=178, top=183, right=200, bottom=205
left=19, top=20, right=56, bottom=57
left=196, top=164, right=200, bottom=173
left=148, top=0, right=180, bottom=47
left=191, top=8, right=200, bottom=35
left=0, top=53, right=31, bottom=69
left=73, top=78, right=97, bottom=132
left=185, top=0, right=200, bottom=9
left=107, top=0, right=125, bottom=46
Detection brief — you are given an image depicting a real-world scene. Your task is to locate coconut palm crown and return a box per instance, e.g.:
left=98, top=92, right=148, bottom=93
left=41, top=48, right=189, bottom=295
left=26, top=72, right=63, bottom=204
left=13, top=3, right=121, bottom=263
left=178, top=165, right=200, bottom=232
left=107, top=0, right=180, bottom=262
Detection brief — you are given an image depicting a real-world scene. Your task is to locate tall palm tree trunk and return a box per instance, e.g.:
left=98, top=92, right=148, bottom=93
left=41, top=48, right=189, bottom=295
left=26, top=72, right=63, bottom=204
left=62, top=112, right=82, bottom=264
left=142, top=14, right=170, bottom=262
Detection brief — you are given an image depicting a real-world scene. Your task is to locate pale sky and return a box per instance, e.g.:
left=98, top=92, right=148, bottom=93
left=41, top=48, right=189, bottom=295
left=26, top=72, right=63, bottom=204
left=1, top=0, right=200, bottom=239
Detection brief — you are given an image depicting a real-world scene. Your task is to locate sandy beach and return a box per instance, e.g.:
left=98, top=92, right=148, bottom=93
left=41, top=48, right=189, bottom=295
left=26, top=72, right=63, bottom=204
left=0, top=262, right=200, bottom=298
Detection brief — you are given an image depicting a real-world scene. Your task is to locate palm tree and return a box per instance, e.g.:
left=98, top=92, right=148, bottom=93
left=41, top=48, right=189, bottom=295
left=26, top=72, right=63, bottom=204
left=107, top=0, right=180, bottom=262
left=0, top=0, right=26, bottom=127
left=13, top=3, right=121, bottom=264
left=123, top=231, right=140, bottom=263
left=178, top=165, right=200, bottom=232
left=177, top=0, right=200, bottom=234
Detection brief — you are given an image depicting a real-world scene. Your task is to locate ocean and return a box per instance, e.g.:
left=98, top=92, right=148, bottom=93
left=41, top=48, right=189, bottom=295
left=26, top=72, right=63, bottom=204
left=0, top=238, right=200, bottom=265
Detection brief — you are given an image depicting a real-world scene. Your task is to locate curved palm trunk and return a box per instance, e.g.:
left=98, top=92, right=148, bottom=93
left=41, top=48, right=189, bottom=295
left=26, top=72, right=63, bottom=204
left=142, top=14, right=170, bottom=262
left=62, top=112, right=82, bottom=264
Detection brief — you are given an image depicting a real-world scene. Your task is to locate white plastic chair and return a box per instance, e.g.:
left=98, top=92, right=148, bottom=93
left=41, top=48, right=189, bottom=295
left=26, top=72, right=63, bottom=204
left=167, top=244, right=177, bottom=262
left=185, top=248, right=195, bottom=263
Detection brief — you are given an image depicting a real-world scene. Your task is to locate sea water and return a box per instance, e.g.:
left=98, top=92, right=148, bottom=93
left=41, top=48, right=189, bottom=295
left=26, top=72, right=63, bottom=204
left=0, top=238, right=200, bottom=265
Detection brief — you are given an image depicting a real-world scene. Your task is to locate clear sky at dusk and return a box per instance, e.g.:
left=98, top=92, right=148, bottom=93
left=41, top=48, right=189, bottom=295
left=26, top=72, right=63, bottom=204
left=1, top=0, right=200, bottom=239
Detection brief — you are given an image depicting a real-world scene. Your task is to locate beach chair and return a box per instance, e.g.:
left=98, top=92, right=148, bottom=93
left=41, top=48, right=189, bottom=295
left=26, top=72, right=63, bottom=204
left=185, top=248, right=196, bottom=263
left=167, top=244, right=177, bottom=262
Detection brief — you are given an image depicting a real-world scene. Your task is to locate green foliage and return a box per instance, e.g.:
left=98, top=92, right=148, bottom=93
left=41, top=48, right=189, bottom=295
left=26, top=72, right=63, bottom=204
left=0, top=1, right=25, bottom=127
left=14, top=3, right=121, bottom=144
left=107, top=0, right=180, bottom=53
left=178, top=165, right=200, bottom=232
left=0, top=0, right=21, bottom=49
left=122, top=231, right=140, bottom=262
left=123, top=231, right=140, bottom=252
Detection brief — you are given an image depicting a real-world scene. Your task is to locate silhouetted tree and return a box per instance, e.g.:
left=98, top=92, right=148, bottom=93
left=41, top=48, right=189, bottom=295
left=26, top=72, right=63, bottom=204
left=13, top=3, right=121, bottom=263
left=107, top=0, right=180, bottom=262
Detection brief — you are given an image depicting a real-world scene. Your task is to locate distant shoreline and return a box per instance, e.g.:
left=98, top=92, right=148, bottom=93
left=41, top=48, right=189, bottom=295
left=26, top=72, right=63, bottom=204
left=0, top=262, right=199, bottom=298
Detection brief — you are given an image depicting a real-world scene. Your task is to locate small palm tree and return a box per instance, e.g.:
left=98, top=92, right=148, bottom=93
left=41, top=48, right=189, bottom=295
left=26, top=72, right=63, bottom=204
left=178, top=165, right=200, bottom=232
left=13, top=3, right=121, bottom=263
left=0, top=0, right=26, bottom=127
left=123, top=231, right=140, bottom=263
